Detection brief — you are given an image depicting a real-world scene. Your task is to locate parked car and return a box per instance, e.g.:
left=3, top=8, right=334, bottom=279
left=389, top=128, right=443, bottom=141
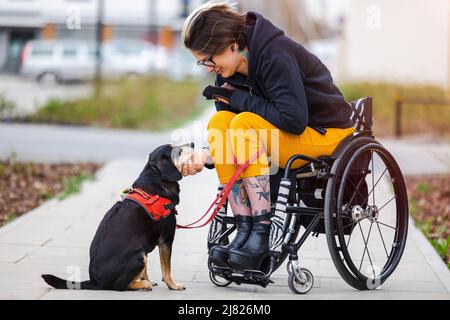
left=21, top=40, right=92, bottom=84
left=102, top=39, right=167, bottom=77
left=20, top=39, right=167, bottom=84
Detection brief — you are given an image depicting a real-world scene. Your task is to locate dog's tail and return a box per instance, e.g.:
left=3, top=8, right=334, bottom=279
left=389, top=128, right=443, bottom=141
left=41, top=274, right=101, bottom=290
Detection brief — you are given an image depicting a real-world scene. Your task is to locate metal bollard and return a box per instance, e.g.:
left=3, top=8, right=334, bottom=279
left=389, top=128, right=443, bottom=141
left=394, top=94, right=403, bottom=138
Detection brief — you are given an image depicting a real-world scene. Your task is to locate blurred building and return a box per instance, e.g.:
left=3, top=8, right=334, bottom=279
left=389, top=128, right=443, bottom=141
left=238, top=0, right=333, bottom=43
left=340, top=0, right=450, bottom=89
left=0, top=0, right=341, bottom=75
left=0, top=0, right=204, bottom=73
left=237, top=0, right=345, bottom=79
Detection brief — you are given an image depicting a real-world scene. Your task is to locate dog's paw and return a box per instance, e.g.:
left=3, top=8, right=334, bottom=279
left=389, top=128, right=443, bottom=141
left=169, top=282, right=186, bottom=291
left=142, top=280, right=153, bottom=291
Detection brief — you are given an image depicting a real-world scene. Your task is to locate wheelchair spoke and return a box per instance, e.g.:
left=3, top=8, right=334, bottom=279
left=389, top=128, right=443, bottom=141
left=346, top=174, right=367, bottom=207
left=342, top=214, right=371, bottom=231
left=357, top=223, right=367, bottom=272
left=346, top=227, right=355, bottom=248
left=376, top=220, right=397, bottom=231
left=376, top=221, right=390, bottom=258
left=371, top=150, right=375, bottom=206
left=342, top=219, right=358, bottom=232
left=357, top=220, right=375, bottom=278
left=377, top=195, right=396, bottom=212
left=349, top=175, right=365, bottom=203
left=341, top=232, right=356, bottom=264
left=363, top=167, right=388, bottom=207
left=343, top=150, right=383, bottom=211
left=365, top=233, right=377, bottom=280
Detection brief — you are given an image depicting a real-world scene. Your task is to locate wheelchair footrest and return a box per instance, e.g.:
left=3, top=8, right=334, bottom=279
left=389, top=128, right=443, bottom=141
left=210, top=266, right=274, bottom=288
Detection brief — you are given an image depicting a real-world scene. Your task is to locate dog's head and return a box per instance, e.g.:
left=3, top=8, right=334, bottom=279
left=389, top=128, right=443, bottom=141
left=147, top=143, right=194, bottom=182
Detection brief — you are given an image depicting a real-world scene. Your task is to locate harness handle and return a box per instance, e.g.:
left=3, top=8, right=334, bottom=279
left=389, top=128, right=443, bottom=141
left=176, top=148, right=264, bottom=229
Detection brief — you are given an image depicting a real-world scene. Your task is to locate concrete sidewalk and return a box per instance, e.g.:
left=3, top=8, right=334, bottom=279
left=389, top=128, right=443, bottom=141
left=0, top=110, right=449, bottom=300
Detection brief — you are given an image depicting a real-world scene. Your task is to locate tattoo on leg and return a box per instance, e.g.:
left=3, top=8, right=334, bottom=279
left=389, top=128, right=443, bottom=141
left=257, top=191, right=270, bottom=201
left=243, top=175, right=271, bottom=223
left=252, top=209, right=271, bottom=215
left=231, top=180, right=250, bottom=207
left=243, top=175, right=270, bottom=202
left=228, top=180, right=252, bottom=216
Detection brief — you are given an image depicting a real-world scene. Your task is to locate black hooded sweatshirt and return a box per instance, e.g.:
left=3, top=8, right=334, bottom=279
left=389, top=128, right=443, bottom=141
left=214, top=11, right=353, bottom=135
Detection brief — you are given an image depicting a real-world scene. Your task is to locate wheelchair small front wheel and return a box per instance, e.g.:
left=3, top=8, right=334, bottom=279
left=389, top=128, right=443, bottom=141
left=209, top=271, right=232, bottom=287
left=288, top=267, right=314, bottom=294
left=208, top=258, right=232, bottom=287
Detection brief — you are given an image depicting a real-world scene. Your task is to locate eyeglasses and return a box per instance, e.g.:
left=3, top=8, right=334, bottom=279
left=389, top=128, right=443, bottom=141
left=197, top=54, right=216, bottom=67
left=197, top=50, right=216, bottom=68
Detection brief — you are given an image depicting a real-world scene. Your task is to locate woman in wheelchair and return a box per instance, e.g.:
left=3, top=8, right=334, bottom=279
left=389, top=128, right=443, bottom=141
left=180, top=2, right=356, bottom=272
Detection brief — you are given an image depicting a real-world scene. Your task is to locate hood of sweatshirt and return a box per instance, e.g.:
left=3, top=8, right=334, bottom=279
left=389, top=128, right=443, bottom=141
left=216, top=11, right=283, bottom=85
left=245, top=11, right=284, bottom=81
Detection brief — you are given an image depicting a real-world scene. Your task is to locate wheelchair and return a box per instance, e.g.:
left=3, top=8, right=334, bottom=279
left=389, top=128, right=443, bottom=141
left=206, top=97, right=409, bottom=294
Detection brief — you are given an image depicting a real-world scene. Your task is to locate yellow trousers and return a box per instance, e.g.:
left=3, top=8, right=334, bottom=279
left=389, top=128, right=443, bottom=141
left=207, top=111, right=355, bottom=184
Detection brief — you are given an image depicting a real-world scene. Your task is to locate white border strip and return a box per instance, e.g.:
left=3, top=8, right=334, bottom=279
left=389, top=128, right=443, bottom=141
left=408, top=217, right=450, bottom=293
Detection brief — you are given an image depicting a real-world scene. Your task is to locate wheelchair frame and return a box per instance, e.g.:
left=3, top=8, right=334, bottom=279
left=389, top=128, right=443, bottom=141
left=207, top=97, right=409, bottom=294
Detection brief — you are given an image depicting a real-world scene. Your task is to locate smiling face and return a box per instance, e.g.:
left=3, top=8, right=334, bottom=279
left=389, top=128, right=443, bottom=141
left=191, top=43, right=246, bottom=78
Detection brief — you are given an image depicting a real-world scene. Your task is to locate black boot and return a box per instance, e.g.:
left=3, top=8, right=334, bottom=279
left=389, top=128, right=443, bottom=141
left=227, top=223, right=271, bottom=271
left=209, top=216, right=253, bottom=267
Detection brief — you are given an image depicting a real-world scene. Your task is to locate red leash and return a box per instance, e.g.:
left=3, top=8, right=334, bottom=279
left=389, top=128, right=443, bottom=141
left=176, top=149, right=263, bottom=229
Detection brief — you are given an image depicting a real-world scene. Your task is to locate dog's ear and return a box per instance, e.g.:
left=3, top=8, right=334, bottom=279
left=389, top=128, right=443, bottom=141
left=157, top=155, right=183, bottom=182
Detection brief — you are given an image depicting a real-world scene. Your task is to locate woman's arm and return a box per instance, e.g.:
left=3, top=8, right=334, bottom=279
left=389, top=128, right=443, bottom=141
left=229, top=54, right=309, bottom=135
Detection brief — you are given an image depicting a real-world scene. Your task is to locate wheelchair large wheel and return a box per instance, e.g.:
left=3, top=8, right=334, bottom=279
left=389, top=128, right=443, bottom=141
left=324, top=138, right=408, bottom=290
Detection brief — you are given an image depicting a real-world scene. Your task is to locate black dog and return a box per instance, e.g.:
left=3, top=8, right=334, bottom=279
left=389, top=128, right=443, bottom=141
left=42, top=143, right=194, bottom=291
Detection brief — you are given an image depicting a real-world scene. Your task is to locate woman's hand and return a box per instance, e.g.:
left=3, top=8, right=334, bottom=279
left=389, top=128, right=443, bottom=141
left=215, top=83, right=236, bottom=104
left=215, top=83, right=235, bottom=104
left=180, top=148, right=212, bottom=177
left=202, top=82, right=236, bottom=105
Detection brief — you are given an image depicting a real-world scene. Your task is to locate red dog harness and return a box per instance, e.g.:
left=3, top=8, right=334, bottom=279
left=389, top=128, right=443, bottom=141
left=122, top=187, right=175, bottom=221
